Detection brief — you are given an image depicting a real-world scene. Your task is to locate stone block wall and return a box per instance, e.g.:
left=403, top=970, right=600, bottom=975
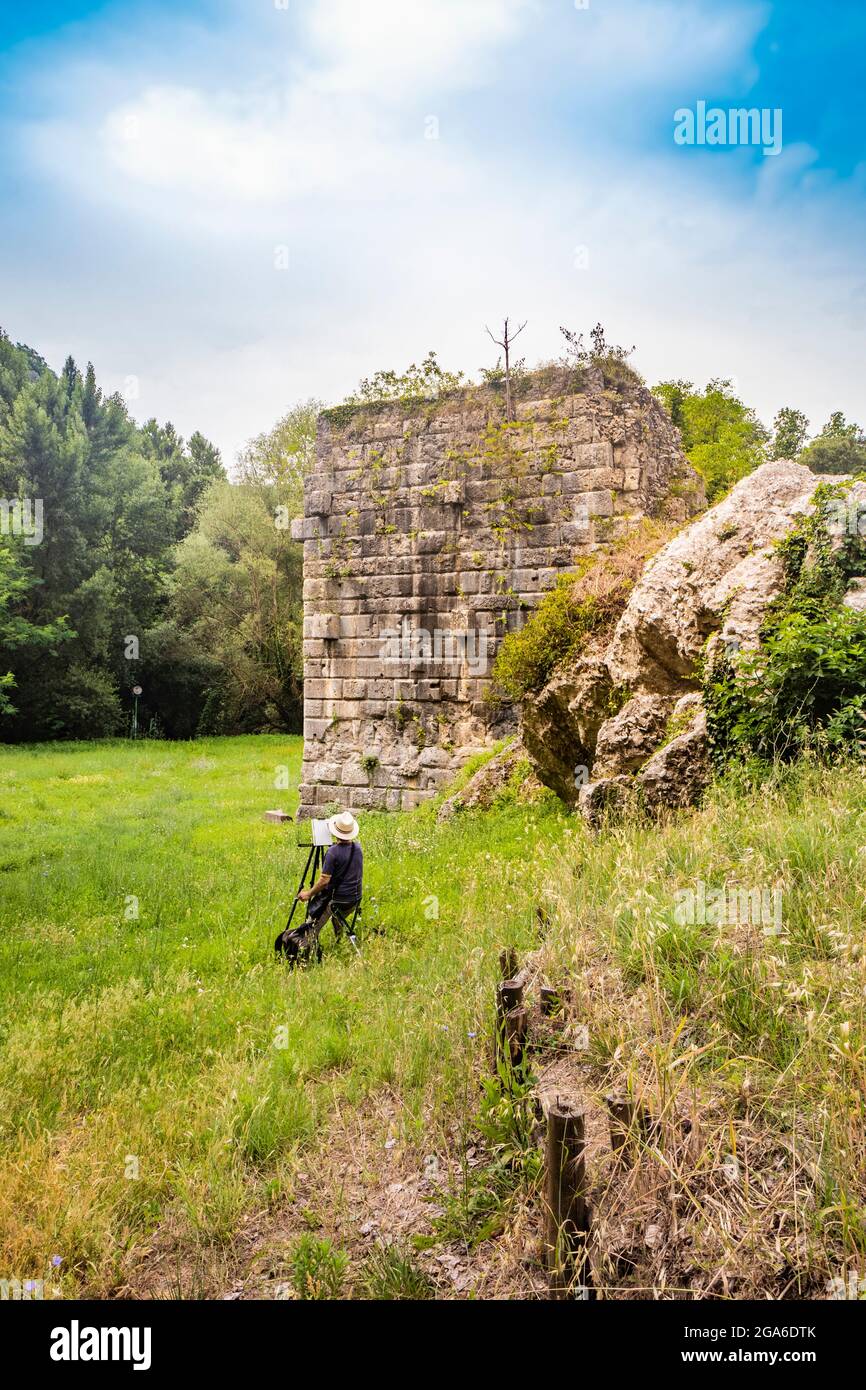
left=296, top=366, right=704, bottom=816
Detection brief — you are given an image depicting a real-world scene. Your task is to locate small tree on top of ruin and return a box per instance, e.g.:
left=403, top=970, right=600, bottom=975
left=484, top=317, right=527, bottom=421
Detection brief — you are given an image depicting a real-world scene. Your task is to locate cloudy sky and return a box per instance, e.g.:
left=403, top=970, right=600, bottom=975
left=1, top=0, right=864, bottom=464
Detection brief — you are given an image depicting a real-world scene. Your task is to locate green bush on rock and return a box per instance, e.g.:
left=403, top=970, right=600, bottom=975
left=489, top=520, right=678, bottom=704
left=705, top=483, right=866, bottom=766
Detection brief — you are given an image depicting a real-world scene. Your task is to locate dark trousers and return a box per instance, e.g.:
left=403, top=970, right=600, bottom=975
left=309, top=897, right=361, bottom=940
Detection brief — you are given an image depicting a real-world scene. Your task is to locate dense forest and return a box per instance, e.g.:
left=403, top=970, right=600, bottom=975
left=2, top=327, right=864, bottom=744
left=0, top=328, right=316, bottom=741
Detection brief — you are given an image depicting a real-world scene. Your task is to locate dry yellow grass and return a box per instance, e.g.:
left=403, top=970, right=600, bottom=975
left=533, top=758, right=866, bottom=1298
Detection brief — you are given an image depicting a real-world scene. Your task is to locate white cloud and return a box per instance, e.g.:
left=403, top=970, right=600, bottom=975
left=304, top=0, right=534, bottom=96
left=20, top=0, right=767, bottom=217
left=104, top=88, right=288, bottom=202
left=79, top=0, right=538, bottom=212
left=101, top=84, right=396, bottom=204
left=2, top=0, right=864, bottom=467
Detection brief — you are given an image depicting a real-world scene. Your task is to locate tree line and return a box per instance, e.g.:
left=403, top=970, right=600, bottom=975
left=0, top=329, right=316, bottom=741
left=652, top=380, right=866, bottom=501
left=3, top=326, right=863, bottom=744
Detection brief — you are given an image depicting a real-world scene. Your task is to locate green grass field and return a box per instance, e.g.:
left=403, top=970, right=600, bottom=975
left=2, top=737, right=865, bottom=1299
left=0, top=735, right=567, bottom=1296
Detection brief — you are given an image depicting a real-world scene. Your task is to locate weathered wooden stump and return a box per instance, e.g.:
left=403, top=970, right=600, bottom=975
left=499, top=946, right=518, bottom=980
left=495, top=976, right=525, bottom=1076
left=606, top=1092, right=654, bottom=1164
left=539, top=985, right=561, bottom=1017
left=504, top=1005, right=528, bottom=1069
left=544, top=1097, right=590, bottom=1298
left=498, top=977, right=524, bottom=1016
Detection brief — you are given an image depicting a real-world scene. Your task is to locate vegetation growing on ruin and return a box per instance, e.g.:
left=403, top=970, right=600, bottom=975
left=488, top=573, right=604, bottom=703
left=472, top=418, right=548, bottom=540
left=321, top=351, right=466, bottom=427
left=558, top=321, right=644, bottom=390
left=321, top=328, right=653, bottom=434
left=489, top=520, right=679, bottom=703
left=320, top=518, right=356, bottom=582
left=322, top=344, right=866, bottom=517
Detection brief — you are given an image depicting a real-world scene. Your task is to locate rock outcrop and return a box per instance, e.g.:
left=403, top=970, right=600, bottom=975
left=843, top=578, right=866, bottom=613
left=519, top=656, right=612, bottom=802
left=436, top=740, right=544, bottom=820
left=524, top=461, right=866, bottom=818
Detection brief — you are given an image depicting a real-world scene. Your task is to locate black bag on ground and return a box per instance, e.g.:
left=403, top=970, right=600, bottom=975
left=274, top=905, right=327, bottom=965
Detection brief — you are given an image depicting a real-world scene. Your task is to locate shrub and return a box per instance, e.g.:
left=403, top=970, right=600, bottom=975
left=323, top=351, right=465, bottom=423
left=290, top=1235, right=349, bottom=1300
left=704, top=484, right=866, bottom=766
left=42, top=664, right=123, bottom=740
left=705, top=608, right=866, bottom=765
left=559, top=323, right=643, bottom=390
left=490, top=573, right=604, bottom=702
left=359, top=1243, right=434, bottom=1300
left=489, top=520, right=678, bottom=702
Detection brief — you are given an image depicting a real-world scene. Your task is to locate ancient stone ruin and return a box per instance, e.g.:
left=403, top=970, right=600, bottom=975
left=295, top=365, right=704, bottom=817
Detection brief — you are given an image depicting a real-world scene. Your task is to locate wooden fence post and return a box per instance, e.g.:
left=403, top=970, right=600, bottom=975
left=535, top=905, right=551, bottom=936
left=606, top=1092, right=654, bottom=1164
left=540, top=986, right=560, bottom=1017
left=495, top=976, right=525, bottom=1075
left=504, top=1005, right=528, bottom=1070
left=498, top=977, right=524, bottom=1016
left=606, top=1093, right=635, bottom=1158
left=499, top=947, right=518, bottom=980
left=544, top=1097, right=590, bottom=1298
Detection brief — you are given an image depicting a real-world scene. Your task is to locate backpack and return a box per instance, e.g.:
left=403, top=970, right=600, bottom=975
left=274, top=916, right=324, bottom=966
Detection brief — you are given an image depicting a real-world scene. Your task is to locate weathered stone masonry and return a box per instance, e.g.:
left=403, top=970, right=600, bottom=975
left=295, top=366, right=703, bottom=817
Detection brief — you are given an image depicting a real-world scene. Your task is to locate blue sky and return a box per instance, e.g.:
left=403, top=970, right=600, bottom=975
left=0, top=0, right=864, bottom=464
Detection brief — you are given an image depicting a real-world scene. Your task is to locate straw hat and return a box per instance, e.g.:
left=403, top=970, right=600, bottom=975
left=328, top=809, right=360, bottom=842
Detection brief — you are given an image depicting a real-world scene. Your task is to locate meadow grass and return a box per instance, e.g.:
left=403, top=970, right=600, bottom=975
left=1, top=737, right=864, bottom=1298
left=540, top=758, right=866, bottom=1297
left=0, top=734, right=567, bottom=1294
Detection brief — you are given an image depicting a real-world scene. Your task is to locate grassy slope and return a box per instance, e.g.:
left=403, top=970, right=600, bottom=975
left=0, top=735, right=567, bottom=1295
left=539, top=760, right=866, bottom=1297
left=1, top=738, right=864, bottom=1298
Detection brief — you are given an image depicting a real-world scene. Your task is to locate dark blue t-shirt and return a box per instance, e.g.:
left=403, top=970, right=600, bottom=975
left=322, top=841, right=363, bottom=902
